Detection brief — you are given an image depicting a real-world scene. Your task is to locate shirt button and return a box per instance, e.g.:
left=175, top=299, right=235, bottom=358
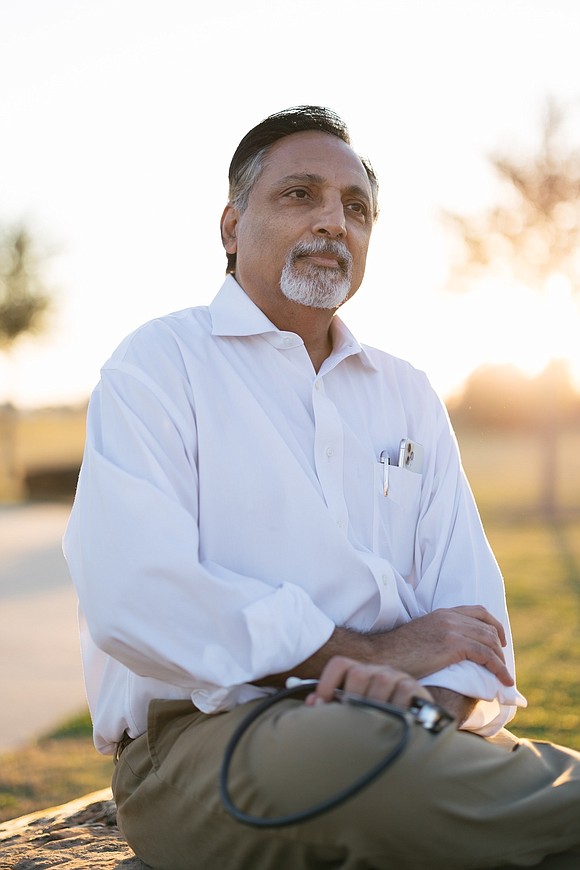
left=283, top=336, right=293, bottom=346
left=381, top=574, right=389, bottom=586
left=326, top=446, right=334, bottom=458
left=314, top=380, right=321, bottom=390
left=337, top=519, right=345, bottom=529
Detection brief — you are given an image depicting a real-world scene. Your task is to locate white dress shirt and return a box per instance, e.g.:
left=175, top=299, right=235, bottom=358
left=64, top=276, right=526, bottom=753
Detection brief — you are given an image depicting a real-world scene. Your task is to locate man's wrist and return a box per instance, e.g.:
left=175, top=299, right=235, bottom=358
left=426, top=686, right=477, bottom=726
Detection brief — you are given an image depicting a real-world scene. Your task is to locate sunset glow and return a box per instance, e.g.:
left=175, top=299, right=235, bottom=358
left=1, top=0, right=580, bottom=407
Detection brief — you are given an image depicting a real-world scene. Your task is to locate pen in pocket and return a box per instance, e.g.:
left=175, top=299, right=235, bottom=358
left=379, top=450, right=390, bottom=496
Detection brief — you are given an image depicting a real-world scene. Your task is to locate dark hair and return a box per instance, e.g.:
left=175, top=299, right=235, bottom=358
left=225, top=105, right=379, bottom=273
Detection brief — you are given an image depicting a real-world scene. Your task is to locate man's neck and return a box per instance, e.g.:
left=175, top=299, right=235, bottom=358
left=236, top=278, right=336, bottom=373
left=264, top=297, right=335, bottom=373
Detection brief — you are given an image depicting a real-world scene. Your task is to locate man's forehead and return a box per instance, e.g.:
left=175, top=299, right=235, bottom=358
left=262, top=130, right=371, bottom=190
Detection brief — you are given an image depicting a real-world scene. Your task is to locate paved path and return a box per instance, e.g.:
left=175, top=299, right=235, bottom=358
left=0, top=502, right=87, bottom=752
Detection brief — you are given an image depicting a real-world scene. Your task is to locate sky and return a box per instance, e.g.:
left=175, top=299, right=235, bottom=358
left=1, top=0, right=580, bottom=408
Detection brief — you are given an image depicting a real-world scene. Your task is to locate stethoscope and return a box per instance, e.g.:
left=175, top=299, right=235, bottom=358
left=219, top=678, right=454, bottom=828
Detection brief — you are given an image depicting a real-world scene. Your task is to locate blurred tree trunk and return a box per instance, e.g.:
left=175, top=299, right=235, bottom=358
left=539, top=415, right=558, bottom=518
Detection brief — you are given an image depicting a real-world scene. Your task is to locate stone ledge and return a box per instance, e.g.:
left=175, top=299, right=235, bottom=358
left=0, top=788, right=150, bottom=869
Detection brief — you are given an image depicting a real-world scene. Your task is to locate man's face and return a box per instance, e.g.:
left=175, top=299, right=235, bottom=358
left=223, top=131, right=374, bottom=314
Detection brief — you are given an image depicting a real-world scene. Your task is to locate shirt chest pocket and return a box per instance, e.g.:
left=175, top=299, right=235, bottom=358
left=372, top=463, right=422, bottom=580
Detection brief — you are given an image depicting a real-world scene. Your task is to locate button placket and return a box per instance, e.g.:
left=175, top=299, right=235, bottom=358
left=312, top=378, right=348, bottom=531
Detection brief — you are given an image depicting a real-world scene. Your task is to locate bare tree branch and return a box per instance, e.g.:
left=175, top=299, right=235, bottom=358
left=443, top=97, right=580, bottom=295
left=0, top=227, right=52, bottom=350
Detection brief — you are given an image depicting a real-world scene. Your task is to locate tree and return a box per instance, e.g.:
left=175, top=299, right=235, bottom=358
left=0, top=226, right=50, bottom=350
left=443, top=99, right=580, bottom=296
left=442, top=98, right=580, bottom=517
left=0, top=225, right=53, bottom=497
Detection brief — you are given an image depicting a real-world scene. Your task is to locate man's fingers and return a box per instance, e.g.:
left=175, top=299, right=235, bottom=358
left=441, top=613, right=513, bottom=685
left=311, top=655, right=355, bottom=702
left=464, top=641, right=514, bottom=686
left=388, top=675, right=434, bottom=708
left=308, top=656, right=432, bottom=708
left=450, top=605, right=507, bottom=647
left=438, top=608, right=511, bottom=679
left=406, top=610, right=514, bottom=685
left=346, top=667, right=434, bottom=707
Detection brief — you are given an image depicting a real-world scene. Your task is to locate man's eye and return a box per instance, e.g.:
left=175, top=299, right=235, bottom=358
left=287, top=188, right=310, bottom=199
left=348, top=202, right=368, bottom=216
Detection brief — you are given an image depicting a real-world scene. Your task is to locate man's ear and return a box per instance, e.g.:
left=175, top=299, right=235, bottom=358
left=220, top=204, right=239, bottom=254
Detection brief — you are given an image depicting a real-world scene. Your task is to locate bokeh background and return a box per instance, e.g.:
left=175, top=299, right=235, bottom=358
left=1, top=0, right=579, bottom=820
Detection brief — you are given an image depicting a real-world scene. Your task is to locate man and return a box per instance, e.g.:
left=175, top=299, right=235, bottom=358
left=64, top=106, right=580, bottom=869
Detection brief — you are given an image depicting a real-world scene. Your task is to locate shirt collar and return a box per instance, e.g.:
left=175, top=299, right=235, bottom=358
left=329, top=315, right=379, bottom=373
left=210, top=275, right=278, bottom=337
left=209, top=274, right=378, bottom=372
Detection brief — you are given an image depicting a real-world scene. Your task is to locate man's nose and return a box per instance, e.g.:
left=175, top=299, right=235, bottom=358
left=312, top=196, right=346, bottom=239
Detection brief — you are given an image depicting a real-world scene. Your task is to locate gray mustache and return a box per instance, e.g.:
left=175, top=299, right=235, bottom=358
left=290, top=239, right=352, bottom=272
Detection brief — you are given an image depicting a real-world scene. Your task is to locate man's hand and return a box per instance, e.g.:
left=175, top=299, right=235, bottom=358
left=258, top=605, right=514, bottom=698
left=304, top=656, right=435, bottom=709
left=369, top=606, right=514, bottom=687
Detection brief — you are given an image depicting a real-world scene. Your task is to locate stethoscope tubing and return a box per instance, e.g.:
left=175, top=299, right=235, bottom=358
left=219, top=681, right=414, bottom=828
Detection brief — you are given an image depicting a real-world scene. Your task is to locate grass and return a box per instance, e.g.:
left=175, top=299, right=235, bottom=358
left=459, top=426, right=580, bottom=749
left=0, top=422, right=578, bottom=822
left=0, top=710, right=113, bottom=823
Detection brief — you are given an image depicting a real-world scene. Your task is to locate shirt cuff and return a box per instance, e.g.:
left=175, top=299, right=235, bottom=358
left=241, top=581, right=336, bottom=676
left=420, top=661, right=527, bottom=736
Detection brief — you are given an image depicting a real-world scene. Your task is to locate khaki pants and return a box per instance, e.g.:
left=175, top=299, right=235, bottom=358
left=112, top=698, right=580, bottom=870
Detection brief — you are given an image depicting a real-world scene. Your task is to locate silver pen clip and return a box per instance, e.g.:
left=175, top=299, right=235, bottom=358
left=379, top=450, right=391, bottom=497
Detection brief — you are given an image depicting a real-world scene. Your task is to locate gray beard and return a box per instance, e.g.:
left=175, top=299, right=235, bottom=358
left=280, top=239, right=353, bottom=309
